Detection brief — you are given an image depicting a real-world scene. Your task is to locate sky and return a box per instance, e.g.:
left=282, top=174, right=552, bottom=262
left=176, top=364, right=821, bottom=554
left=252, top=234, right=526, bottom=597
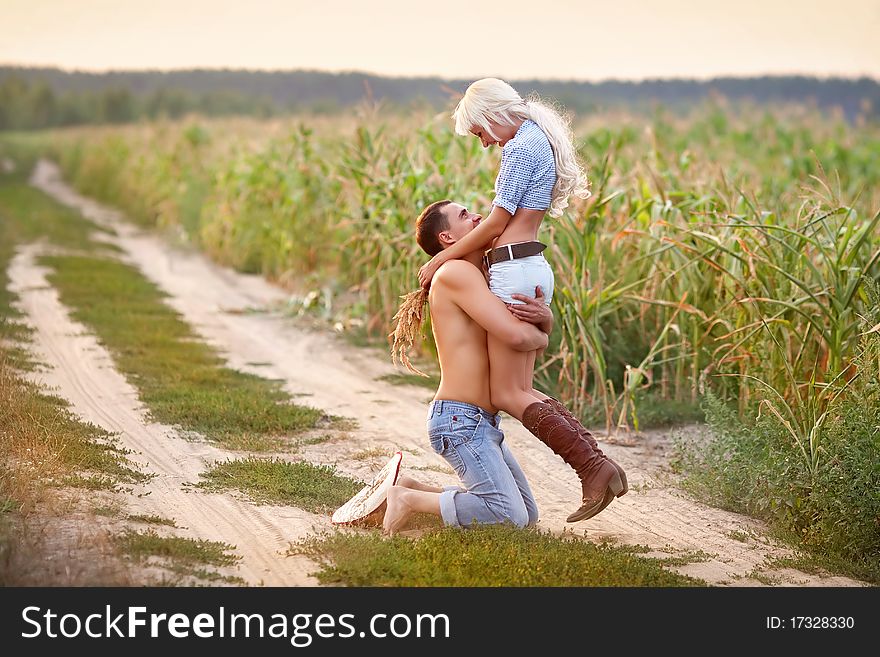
left=1, top=0, right=879, bottom=81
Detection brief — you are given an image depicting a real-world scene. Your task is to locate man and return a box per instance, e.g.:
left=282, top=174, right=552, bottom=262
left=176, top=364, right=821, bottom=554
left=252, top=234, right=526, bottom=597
left=383, top=200, right=625, bottom=533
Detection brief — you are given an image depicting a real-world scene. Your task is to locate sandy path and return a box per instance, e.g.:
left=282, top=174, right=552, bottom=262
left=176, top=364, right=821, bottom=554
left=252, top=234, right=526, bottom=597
left=9, top=242, right=323, bottom=586
left=17, top=159, right=866, bottom=587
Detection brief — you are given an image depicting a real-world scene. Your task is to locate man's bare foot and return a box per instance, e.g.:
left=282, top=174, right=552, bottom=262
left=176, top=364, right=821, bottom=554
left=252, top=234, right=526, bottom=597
left=382, top=485, right=413, bottom=535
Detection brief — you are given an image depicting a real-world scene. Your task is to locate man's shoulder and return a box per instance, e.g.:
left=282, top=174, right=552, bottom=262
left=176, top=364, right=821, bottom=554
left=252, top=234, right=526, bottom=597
left=430, top=260, right=484, bottom=305
left=434, top=259, right=480, bottom=285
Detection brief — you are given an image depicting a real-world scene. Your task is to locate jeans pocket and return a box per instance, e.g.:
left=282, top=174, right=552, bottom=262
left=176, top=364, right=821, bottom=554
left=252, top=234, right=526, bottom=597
left=428, top=431, right=446, bottom=455
left=429, top=433, right=467, bottom=478
left=451, top=408, right=481, bottom=432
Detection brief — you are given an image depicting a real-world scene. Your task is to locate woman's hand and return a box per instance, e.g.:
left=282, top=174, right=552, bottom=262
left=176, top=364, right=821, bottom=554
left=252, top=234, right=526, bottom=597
left=418, top=253, right=447, bottom=289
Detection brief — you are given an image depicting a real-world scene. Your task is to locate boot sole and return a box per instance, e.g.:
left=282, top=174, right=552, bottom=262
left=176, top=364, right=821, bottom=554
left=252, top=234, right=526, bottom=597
left=566, top=470, right=624, bottom=522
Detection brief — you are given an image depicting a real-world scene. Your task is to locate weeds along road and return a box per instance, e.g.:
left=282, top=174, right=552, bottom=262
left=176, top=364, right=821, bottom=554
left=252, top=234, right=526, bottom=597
left=12, top=159, right=867, bottom=587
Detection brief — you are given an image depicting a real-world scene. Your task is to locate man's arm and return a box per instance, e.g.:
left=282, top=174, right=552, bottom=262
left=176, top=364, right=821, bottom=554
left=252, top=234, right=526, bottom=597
left=508, top=287, right=553, bottom=335
left=434, top=261, right=548, bottom=352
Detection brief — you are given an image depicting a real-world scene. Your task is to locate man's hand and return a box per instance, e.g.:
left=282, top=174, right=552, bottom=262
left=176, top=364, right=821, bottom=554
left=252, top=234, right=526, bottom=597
left=418, top=252, right=448, bottom=289
left=507, top=286, right=553, bottom=334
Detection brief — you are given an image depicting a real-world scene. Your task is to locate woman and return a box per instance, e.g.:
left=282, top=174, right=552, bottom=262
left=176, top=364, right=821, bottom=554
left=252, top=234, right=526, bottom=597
left=415, top=79, right=627, bottom=521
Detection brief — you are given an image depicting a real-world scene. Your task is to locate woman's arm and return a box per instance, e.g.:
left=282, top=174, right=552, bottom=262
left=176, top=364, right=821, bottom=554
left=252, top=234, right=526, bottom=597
left=417, top=205, right=512, bottom=288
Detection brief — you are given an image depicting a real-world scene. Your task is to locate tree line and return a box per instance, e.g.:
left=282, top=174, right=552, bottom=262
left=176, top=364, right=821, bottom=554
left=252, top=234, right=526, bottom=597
left=1, top=66, right=877, bottom=130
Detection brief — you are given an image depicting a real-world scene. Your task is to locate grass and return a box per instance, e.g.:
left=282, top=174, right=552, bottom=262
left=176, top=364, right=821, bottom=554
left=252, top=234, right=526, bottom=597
left=291, top=525, right=707, bottom=587
left=60, top=474, right=132, bottom=492
left=114, top=528, right=243, bottom=585
left=40, top=253, right=332, bottom=451
left=0, top=349, right=148, bottom=509
left=128, top=514, right=179, bottom=527
left=349, top=447, right=396, bottom=461
left=655, top=549, right=715, bottom=568
left=672, top=374, right=880, bottom=584
left=725, top=530, right=751, bottom=543
left=92, top=505, right=121, bottom=517
left=291, top=434, right=335, bottom=448
left=196, top=457, right=364, bottom=513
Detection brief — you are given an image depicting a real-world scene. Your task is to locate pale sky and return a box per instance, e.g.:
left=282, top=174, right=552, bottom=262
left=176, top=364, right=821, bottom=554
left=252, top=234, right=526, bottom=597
left=1, top=0, right=878, bottom=81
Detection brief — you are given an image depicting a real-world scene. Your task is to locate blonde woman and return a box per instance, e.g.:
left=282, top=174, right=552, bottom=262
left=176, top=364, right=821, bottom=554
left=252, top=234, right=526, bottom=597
left=416, top=79, right=627, bottom=521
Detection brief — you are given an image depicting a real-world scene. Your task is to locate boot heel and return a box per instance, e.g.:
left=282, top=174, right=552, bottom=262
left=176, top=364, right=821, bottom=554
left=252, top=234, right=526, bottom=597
left=608, top=471, right=624, bottom=498
left=615, top=468, right=628, bottom=498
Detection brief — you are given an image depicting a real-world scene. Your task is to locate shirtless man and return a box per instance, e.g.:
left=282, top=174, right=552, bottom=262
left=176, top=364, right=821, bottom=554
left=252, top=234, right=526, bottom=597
left=384, top=200, right=624, bottom=534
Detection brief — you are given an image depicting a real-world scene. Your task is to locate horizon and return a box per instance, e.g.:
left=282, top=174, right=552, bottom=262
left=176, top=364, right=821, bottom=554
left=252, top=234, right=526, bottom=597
left=1, top=1, right=878, bottom=82
left=2, top=64, right=878, bottom=86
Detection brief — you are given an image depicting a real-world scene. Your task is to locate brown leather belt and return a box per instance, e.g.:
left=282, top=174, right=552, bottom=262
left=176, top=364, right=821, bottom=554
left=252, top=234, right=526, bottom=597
left=484, top=241, right=547, bottom=267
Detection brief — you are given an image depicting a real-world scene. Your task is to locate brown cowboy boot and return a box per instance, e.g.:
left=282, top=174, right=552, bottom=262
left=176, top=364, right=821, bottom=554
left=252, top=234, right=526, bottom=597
left=522, top=400, right=624, bottom=522
left=544, top=397, right=628, bottom=497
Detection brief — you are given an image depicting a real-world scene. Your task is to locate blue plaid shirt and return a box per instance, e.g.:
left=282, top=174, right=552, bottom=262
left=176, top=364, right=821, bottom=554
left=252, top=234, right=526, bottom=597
left=492, top=119, right=556, bottom=215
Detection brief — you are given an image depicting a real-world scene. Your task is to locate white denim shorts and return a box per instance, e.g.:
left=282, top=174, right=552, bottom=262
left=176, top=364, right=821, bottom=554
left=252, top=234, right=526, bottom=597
left=488, top=254, right=554, bottom=305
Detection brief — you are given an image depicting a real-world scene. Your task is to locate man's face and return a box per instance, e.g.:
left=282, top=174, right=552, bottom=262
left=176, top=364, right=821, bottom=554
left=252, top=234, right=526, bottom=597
left=439, top=203, right=482, bottom=249
left=469, top=121, right=517, bottom=148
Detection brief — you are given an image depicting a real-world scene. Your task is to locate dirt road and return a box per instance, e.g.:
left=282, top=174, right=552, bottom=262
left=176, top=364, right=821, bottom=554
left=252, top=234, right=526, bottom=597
left=9, top=160, right=865, bottom=587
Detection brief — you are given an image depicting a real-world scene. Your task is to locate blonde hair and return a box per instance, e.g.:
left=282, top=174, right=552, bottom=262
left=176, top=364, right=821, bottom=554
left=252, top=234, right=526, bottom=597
left=452, top=77, right=590, bottom=218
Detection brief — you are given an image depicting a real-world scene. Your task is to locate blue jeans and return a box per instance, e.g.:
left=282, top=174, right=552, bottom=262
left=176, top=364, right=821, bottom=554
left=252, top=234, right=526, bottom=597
left=427, top=400, right=539, bottom=528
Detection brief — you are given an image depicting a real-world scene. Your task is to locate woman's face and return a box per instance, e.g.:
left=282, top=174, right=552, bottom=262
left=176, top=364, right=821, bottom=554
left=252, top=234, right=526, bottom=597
left=469, top=121, right=518, bottom=148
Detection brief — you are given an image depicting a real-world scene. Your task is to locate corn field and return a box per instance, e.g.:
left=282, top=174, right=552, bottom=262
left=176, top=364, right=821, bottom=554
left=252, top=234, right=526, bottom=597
left=41, top=103, right=880, bottom=441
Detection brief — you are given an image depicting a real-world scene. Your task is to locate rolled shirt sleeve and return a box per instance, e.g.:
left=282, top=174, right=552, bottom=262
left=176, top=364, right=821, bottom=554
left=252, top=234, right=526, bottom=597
left=492, top=145, right=537, bottom=215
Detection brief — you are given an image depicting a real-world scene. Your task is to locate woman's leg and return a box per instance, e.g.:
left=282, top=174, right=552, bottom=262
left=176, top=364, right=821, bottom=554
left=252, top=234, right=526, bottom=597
left=487, top=333, right=543, bottom=421
left=528, top=391, right=629, bottom=497
left=521, top=348, right=537, bottom=393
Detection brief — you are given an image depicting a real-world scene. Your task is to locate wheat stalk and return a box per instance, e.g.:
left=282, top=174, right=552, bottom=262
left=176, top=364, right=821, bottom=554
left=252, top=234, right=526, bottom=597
left=388, top=288, right=429, bottom=376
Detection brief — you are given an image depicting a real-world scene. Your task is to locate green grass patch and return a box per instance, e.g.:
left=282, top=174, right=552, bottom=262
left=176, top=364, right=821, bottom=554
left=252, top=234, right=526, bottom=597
left=725, top=530, right=751, bottom=543
left=672, top=370, right=880, bottom=585
left=197, top=457, right=364, bottom=513
left=291, top=525, right=707, bottom=586
left=292, top=434, right=335, bottom=448
left=128, top=514, right=178, bottom=527
left=0, top=366, right=148, bottom=503
left=655, top=549, right=714, bottom=568
left=114, top=528, right=242, bottom=584
left=39, top=254, right=328, bottom=450
left=92, top=505, right=121, bottom=517
left=60, top=474, right=125, bottom=492
left=349, top=447, right=396, bottom=461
